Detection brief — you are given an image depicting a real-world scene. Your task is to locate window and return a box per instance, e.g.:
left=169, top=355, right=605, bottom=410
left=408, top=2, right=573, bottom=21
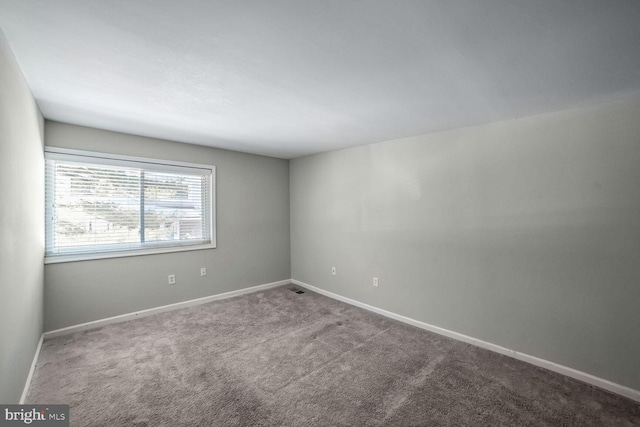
left=45, top=147, right=215, bottom=263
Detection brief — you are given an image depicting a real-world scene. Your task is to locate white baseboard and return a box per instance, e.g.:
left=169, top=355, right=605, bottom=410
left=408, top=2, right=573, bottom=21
left=44, top=279, right=290, bottom=339
left=20, top=334, right=43, bottom=404
left=291, top=279, right=640, bottom=403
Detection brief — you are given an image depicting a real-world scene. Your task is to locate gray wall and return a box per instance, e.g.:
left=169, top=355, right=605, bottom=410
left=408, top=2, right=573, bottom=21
left=290, top=97, right=640, bottom=391
left=44, top=122, right=290, bottom=331
left=0, top=32, right=44, bottom=403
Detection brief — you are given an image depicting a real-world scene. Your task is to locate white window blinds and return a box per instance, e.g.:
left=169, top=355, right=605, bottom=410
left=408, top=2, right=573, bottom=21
left=45, top=148, right=214, bottom=261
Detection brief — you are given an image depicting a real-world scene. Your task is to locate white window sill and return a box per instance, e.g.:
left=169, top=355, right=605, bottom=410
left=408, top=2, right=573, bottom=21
left=44, top=243, right=216, bottom=264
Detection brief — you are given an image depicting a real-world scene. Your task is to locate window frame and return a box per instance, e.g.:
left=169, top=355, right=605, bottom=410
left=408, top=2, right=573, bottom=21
left=44, top=146, right=216, bottom=264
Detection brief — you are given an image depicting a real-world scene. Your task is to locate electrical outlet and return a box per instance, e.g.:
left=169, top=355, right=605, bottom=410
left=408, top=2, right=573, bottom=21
left=373, top=277, right=379, bottom=287
left=168, top=274, right=176, bottom=285
left=332, top=267, right=336, bottom=275
left=200, top=267, right=207, bottom=277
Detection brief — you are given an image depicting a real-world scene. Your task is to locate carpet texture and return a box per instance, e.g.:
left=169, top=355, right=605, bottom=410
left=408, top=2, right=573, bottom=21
left=28, top=286, right=640, bottom=426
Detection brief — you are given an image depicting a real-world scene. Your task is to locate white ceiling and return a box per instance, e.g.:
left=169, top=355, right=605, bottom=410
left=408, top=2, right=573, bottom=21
left=1, top=1, right=639, bottom=159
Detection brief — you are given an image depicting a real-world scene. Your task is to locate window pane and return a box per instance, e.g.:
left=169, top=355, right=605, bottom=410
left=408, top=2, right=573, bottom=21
left=51, top=162, right=141, bottom=251
left=143, top=171, right=207, bottom=243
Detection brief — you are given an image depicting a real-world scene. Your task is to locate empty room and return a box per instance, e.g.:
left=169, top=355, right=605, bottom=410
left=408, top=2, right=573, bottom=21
left=1, top=1, right=639, bottom=426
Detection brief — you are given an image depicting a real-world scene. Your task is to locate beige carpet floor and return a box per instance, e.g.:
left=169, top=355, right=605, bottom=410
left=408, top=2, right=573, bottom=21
left=28, top=286, right=640, bottom=426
